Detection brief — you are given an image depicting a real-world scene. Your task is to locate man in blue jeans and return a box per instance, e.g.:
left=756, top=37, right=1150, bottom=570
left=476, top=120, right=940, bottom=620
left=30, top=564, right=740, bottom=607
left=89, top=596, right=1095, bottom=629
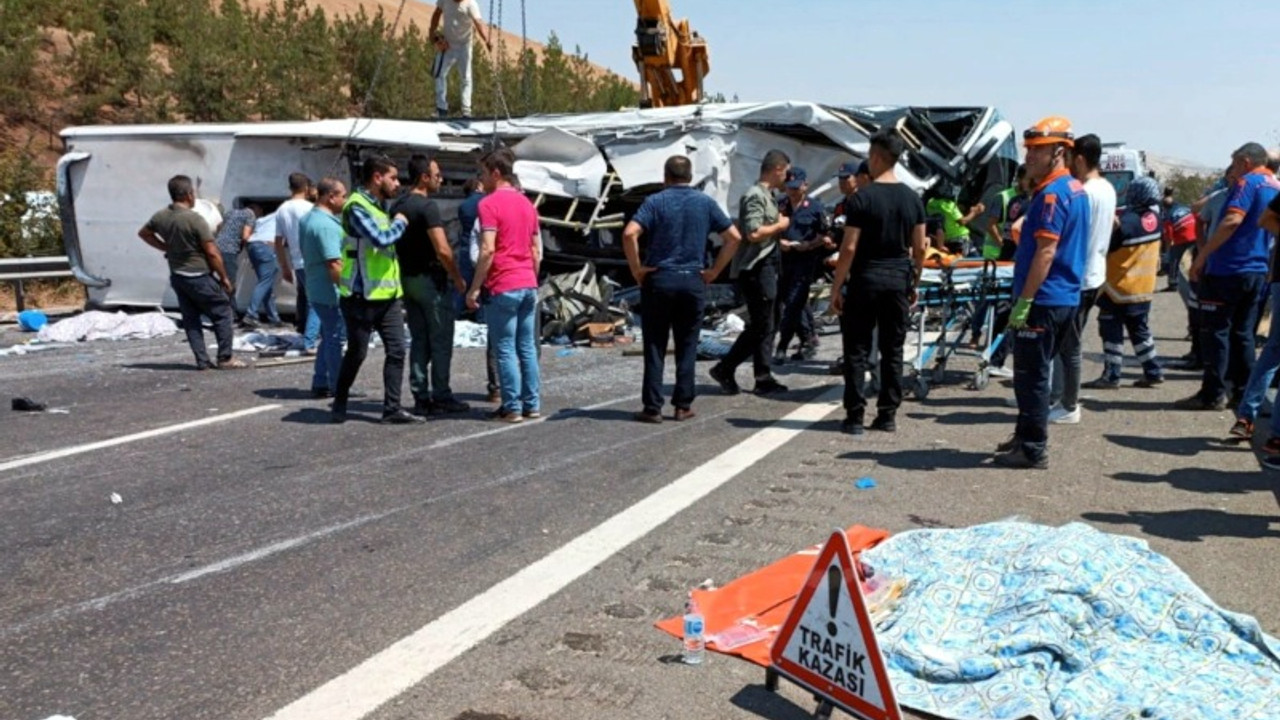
left=993, top=116, right=1090, bottom=470
left=466, top=148, right=542, bottom=423
left=1180, top=143, right=1280, bottom=411
left=1230, top=178, right=1280, bottom=445
left=243, top=207, right=282, bottom=327
left=622, top=155, right=742, bottom=423
left=299, top=177, right=349, bottom=398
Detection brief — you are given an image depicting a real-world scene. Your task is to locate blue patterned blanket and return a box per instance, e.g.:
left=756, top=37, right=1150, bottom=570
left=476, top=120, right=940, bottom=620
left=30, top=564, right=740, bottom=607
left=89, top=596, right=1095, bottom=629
left=862, top=522, right=1280, bottom=720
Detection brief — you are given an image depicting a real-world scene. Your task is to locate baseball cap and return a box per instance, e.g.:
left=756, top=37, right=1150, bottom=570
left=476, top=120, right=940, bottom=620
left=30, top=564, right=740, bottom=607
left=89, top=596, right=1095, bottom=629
left=784, top=167, right=808, bottom=189
left=836, top=162, right=860, bottom=178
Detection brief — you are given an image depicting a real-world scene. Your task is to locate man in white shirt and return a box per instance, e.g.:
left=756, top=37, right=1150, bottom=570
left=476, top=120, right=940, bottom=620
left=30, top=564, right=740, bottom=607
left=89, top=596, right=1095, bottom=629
left=1049, top=133, right=1116, bottom=424
left=275, top=172, right=316, bottom=347
left=430, top=0, right=493, bottom=118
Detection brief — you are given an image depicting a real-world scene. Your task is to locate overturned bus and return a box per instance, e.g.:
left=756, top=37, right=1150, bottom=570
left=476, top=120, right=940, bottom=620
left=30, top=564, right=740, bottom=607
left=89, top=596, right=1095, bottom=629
left=56, top=102, right=1017, bottom=311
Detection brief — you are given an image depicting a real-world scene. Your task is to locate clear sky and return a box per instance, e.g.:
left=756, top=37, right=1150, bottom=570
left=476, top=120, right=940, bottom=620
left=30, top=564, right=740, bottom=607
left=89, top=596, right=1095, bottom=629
left=485, top=0, right=1280, bottom=167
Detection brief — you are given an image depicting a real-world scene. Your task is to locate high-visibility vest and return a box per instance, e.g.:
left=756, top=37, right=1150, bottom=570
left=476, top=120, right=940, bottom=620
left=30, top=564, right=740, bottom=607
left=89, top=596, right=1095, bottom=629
left=339, top=189, right=402, bottom=300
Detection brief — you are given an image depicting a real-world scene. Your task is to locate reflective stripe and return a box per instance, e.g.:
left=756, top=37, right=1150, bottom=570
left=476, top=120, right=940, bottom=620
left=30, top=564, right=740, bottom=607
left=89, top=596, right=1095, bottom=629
left=339, top=190, right=402, bottom=301
left=1103, top=342, right=1125, bottom=354
left=1118, top=230, right=1161, bottom=247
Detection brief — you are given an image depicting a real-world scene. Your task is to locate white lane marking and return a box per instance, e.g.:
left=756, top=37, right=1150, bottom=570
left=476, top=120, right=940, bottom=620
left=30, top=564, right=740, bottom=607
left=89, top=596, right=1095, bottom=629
left=265, top=385, right=843, bottom=720
left=1, top=403, right=699, bottom=639
left=165, top=515, right=380, bottom=585
left=0, top=513, right=388, bottom=641
left=427, top=393, right=639, bottom=450
left=0, top=405, right=284, bottom=474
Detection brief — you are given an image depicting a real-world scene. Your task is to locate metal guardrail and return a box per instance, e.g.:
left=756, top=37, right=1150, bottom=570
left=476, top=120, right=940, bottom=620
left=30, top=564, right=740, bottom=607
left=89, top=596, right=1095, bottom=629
left=0, top=256, right=75, bottom=311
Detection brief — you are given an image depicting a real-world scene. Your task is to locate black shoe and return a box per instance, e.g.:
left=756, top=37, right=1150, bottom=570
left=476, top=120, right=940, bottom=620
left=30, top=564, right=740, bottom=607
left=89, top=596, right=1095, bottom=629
left=1082, top=377, right=1121, bottom=390
left=240, top=315, right=262, bottom=329
left=1133, top=375, right=1164, bottom=388
left=1173, top=393, right=1227, bottom=411
left=869, top=414, right=897, bottom=432
left=432, top=398, right=471, bottom=414
left=771, top=353, right=788, bottom=367
left=828, top=359, right=845, bottom=376
left=841, top=417, right=864, bottom=435
left=791, top=346, right=818, bottom=362
left=1261, top=454, right=1280, bottom=471
left=754, top=378, right=789, bottom=395
left=410, top=400, right=433, bottom=417
left=709, top=364, right=740, bottom=395
left=382, top=409, right=427, bottom=425
left=330, top=408, right=347, bottom=424
left=995, top=434, right=1019, bottom=454
left=311, top=387, right=333, bottom=399
left=993, top=446, right=1047, bottom=469
left=633, top=409, right=663, bottom=424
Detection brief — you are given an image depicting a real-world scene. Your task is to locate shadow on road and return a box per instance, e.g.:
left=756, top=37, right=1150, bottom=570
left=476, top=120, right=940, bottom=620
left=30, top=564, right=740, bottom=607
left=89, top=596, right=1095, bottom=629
left=729, top=684, right=821, bottom=720
left=1109, top=466, right=1275, bottom=495
left=120, top=362, right=201, bottom=372
left=1079, top=397, right=1177, bottom=413
left=254, top=387, right=319, bottom=401
left=1105, top=434, right=1239, bottom=457
left=906, top=411, right=1010, bottom=426
left=840, top=448, right=991, bottom=471
left=1081, top=508, right=1280, bottom=542
left=916, top=396, right=1010, bottom=409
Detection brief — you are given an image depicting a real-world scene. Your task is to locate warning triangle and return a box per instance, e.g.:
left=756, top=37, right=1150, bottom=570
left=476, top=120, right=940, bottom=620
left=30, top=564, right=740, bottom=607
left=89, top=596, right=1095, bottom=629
left=769, top=530, right=901, bottom=720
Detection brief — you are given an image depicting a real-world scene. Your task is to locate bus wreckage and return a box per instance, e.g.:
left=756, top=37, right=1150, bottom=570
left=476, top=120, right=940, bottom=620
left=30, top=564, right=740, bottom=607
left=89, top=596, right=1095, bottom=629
left=56, top=101, right=1018, bottom=312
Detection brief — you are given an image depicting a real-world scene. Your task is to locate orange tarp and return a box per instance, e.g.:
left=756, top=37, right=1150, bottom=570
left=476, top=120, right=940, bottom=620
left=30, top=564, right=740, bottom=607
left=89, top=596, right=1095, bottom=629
left=654, top=525, right=890, bottom=667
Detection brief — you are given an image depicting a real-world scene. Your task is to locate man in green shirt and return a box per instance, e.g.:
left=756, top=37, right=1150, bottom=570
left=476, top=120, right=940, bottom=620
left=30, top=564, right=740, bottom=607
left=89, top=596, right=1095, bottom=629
left=709, top=149, right=792, bottom=396
left=138, top=175, right=245, bottom=370
left=925, top=182, right=985, bottom=256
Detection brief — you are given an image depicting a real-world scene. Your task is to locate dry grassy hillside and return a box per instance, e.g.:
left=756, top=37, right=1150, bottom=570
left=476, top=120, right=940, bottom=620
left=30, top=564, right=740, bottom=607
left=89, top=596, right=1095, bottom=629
left=242, top=0, right=625, bottom=77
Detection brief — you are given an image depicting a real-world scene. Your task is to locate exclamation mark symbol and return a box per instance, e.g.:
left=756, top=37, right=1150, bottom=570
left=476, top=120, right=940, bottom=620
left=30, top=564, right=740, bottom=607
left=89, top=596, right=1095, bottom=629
left=826, top=566, right=841, bottom=636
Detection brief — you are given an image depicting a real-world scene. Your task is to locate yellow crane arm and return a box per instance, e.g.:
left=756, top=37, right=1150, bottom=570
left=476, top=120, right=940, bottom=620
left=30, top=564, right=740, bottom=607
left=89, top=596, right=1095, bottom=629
left=632, top=0, right=710, bottom=108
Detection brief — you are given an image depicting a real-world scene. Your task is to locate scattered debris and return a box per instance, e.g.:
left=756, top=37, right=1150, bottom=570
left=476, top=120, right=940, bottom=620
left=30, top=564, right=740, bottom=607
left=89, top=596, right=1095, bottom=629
left=11, top=396, right=46, bottom=412
left=17, top=309, right=49, bottom=332
left=855, top=477, right=877, bottom=490
left=713, top=314, right=745, bottom=335
left=454, top=320, right=488, bottom=348
left=110, top=493, right=122, bottom=505
left=233, top=331, right=304, bottom=354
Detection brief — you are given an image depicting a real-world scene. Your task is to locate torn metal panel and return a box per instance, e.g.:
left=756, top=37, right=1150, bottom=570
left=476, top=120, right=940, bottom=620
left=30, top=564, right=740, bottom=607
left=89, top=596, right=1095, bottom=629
left=511, top=127, right=609, bottom=200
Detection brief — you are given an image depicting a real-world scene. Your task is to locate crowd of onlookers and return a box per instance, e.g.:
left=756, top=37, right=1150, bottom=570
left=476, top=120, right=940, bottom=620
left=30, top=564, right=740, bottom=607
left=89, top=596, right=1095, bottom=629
left=137, top=122, right=1280, bottom=470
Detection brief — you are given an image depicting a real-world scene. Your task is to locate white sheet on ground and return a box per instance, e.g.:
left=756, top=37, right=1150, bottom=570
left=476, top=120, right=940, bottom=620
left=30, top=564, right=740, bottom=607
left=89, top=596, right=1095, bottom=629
left=36, top=311, right=178, bottom=343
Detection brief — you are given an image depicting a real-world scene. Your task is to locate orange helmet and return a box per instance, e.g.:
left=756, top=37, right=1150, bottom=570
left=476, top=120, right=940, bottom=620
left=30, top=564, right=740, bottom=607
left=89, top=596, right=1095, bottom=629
left=1023, top=116, right=1074, bottom=148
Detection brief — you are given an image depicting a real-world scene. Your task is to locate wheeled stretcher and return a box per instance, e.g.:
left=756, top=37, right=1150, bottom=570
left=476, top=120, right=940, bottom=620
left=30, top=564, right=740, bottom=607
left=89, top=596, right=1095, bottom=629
left=906, top=259, right=1015, bottom=399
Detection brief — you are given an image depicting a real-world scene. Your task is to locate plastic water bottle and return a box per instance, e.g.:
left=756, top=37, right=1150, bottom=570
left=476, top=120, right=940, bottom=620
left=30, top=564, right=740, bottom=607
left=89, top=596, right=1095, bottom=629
left=682, top=592, right=705, bottom=665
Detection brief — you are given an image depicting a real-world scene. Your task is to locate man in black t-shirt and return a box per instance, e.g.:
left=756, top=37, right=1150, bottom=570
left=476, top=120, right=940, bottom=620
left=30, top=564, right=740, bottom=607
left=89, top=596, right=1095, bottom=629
left=830, top=131, right=927, bottom=435
left=392, top=154, right=469, bottom=416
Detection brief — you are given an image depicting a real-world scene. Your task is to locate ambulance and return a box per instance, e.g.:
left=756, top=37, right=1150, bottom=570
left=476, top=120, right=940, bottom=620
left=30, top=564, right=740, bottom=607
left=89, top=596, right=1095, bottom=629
left=1100, top=142, right=1149, bottom=208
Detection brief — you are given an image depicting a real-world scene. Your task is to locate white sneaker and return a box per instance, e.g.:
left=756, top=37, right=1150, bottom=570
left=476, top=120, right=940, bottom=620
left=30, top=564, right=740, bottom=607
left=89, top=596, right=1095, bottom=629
left=1049, top=405, right=1081, bottom=425
left=988, top=365, right=1013, bottom=378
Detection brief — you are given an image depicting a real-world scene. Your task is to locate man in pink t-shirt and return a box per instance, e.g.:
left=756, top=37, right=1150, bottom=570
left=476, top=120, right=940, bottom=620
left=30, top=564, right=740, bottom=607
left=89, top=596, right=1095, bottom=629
left=467, top=148, right=543, bottom=422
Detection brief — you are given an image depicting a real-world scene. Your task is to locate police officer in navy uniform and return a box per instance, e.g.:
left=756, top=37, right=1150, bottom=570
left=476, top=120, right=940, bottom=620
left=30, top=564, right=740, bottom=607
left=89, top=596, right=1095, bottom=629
left=774, top=167, right=835, bottom=364
left=824, top=162, right=866, bottom=375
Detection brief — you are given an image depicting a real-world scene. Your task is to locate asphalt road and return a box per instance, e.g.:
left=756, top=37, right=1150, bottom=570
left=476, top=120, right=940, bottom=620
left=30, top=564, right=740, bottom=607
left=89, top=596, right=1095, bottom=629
left=2, top=291, right=1277, bottom=720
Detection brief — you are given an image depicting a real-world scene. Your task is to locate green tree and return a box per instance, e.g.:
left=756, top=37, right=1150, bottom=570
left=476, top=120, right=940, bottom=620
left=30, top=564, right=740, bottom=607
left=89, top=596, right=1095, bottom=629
left=0, top=0, right=42, bottom=119
left=1166, top=171, right=1216, bottom=206
left=0, top=143, right=62, bottom=258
